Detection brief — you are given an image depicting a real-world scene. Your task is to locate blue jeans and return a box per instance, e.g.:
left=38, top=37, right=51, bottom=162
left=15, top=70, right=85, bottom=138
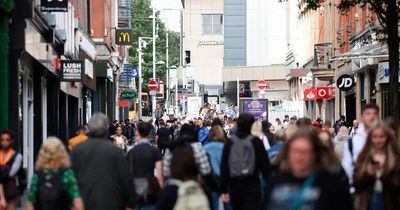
left=135, top=204, right=155, bottom=210
left=369, top=193, right=384, bottom=210
left=211, top=191, right=233, bottom=210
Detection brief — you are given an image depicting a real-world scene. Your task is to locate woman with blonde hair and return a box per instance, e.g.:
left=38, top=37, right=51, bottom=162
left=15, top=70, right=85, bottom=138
left=353, top=121, right=400, bottom=210
left=251, top=121, right=270, bottom=151
left=26, top=137, right=84, bottom=210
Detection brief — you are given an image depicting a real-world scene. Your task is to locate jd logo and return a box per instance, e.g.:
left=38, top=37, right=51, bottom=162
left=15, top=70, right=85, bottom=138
left=116, top=29, right=133, bottom=45
left=337, top=74, right=355, bottom=92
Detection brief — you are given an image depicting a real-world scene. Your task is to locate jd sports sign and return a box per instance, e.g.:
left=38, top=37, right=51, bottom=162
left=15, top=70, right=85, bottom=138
left=60, top=60, right=84, bottom=82
left=337, top=74, right=355, bottom=92
left=41, top=0, right=68, bottom=12
left=116, top=29, right=133, bottom=45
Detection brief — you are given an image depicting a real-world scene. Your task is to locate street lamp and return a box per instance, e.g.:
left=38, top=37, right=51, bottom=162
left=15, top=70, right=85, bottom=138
left=137, top=36, right=153, bottom=120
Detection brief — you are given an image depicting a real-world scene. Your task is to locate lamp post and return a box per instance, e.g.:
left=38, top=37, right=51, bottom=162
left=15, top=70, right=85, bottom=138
left=137, top=36, right=153, bottom=120
left=152, top=3, right=156, bottom=119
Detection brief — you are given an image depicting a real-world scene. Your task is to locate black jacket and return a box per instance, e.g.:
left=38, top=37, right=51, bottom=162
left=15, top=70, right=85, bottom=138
left=220, top=131, right=271, bottom=193
left=71, top=138, right=135, bottom=210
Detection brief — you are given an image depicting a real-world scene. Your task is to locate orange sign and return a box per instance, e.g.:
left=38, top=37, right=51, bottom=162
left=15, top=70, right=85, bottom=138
left=118, top=101, right=130, bottom=107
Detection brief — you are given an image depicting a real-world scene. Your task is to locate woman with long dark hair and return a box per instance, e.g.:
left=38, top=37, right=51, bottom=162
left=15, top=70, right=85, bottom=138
left=353, top=121, right=400, bottom=210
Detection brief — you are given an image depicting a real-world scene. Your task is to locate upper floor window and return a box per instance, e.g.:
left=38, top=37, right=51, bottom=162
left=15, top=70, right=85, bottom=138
left=202, top=14, right=223, bottom=35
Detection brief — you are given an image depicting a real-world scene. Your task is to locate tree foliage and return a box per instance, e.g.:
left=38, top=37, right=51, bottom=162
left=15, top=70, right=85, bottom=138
left=129, top=0, right=180, bottom=91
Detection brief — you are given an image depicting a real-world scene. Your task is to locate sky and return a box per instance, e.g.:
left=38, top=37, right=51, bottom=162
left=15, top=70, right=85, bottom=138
left=152, top=0, right=183, bottom=32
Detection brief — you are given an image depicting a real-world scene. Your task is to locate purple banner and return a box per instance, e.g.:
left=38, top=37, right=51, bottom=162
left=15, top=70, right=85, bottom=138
left=243, top=99, right=268, bottom=121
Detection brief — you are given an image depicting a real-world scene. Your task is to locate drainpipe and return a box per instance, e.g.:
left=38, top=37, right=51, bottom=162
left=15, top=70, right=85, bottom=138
left=0, top=0, right=15, bottom=130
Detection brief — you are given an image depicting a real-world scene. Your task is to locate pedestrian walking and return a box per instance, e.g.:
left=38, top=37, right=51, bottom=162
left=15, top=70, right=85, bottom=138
left=251, top=120, right=270, bottom=151
left=26, top=137, right=84, bottom=210
left=127, top=122, right=163, bottom=210
left=109, top=120, right=119, bottom=137
left=342, top=103, right=379, bottom=193
left=123, top=119, right=135, bottom=144
left=0, top=130, right=22, bottom=210
left=220, top=113, right=271, bottom=210
left=70, top=113, right=135, bottom=210
left=156, top=146, right=210, bottom=210
left=353, top=121, right=400, bottom=210
left=323, top=120, right=335, bottom=137
left=197, top=118, right=209, bottom=145
left=155, top=121, right=172, bottom=154
left=264, top=129, right=353, bottom=210
left=204, top=125, right=232, bottom=210
left=68, top=126, right=88, bottom=151
left=348, top=120, right=360, bottom=137
left=262, top=120, right=275, bottom=147
left=111, top=126, right=129, bottom=153
left=333, top=126, right=350, bottom=159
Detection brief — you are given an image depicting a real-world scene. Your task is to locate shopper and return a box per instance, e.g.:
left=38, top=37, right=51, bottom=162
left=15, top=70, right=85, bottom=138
left=333, top=126, right=350, bottom=159
left=221, top=113, right=271, bottom=210
left=353, top=121, right=400, bottom=210
left=127, top=122, right=163, bottom=210
left=123, top=119, right=135, bottom=144
left=68, top=126, right=88, bottom=151
left=155, top=121, right=172, bottom=154
left=264, top=129, right=353, bottom=210
left=156, top=146, right=210, bottom=210
left=342, top=103, right=379, bottom=193
left=251, top=120, right=270, bottom=151
left=70, top=113, right=135, bottom=210
left=0, top=130, right=22, bottom=210
left=111, top=126, right=129, bottom=152
left=323, top=120, right=335, bottom=137
left=262, top=120, right=275, bottom=147
left=197, top=118, right=209, bottom=145
left=348, top=120, right=360, bottom=137
left=26, top=137, right=84, bottom=210
left=204, top=125, right=232, bottom=210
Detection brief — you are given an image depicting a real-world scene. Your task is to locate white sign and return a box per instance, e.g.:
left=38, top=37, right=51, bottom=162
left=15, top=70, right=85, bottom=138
left=187, top=96, right=202, bottom=118
left=149, top=91, right=157, bottom=96
left=84, top=59, right=93, bottom=79
left=197, top=40, right=224, bottom=47
left=378, top=61, right=400, bottom=84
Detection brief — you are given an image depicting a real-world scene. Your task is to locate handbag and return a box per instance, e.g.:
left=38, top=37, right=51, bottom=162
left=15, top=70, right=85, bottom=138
left=133, top=177, right=160, bottom=199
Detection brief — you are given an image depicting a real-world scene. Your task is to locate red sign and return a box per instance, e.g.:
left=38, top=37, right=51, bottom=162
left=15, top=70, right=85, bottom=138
left=304, top=88, right=317, bottom=101
left=118, top=101, right=130, bottom=107
left=316, top=87, right=330, bottom=99
left=148, top=80, right=158, bottom=91
left=257, top=80, right=268, bottom=90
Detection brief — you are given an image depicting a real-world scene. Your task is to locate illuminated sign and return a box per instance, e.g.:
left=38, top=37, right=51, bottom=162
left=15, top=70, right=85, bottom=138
left=116, top=29, right=133, bottom=45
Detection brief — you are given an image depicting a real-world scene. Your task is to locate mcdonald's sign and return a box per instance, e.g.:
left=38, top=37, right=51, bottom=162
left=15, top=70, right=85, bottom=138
left=116, top=29, right=133, bottom=45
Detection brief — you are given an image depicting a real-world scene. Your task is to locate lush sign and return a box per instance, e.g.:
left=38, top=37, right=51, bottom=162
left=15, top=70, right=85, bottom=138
left=60, top=60, right=84, bottom=82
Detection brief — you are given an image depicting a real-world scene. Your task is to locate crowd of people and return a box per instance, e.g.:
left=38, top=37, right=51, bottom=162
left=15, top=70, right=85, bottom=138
left=0, top=103, right=397, bottom=210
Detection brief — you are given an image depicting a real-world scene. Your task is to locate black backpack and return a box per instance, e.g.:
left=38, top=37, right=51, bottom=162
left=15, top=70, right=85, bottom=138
left=34, top=169, right=72, bottom=210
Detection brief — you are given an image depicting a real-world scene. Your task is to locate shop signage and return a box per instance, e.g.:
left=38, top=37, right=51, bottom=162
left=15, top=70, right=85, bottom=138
left=121, top=91, right=137, bottom=100
left=243, top=99, right=268, bottom=121
left=197, top=40, right=224, bottom=47
left=378, top=61, right=400, bottom=84
left=118, top=101, right=130, bottom=107
left=116, top=29, right=133, bottom=45
left=122, top=64, right=138, bottom=77
left=304, top=88, right=317, bottom=101
left=336, top=74, right=355, bottom=91
left=60, top=60, right=84, bottom=82
left=41, top=0, right=68, bottom=12
left=316, top=87, right=330, bottom=99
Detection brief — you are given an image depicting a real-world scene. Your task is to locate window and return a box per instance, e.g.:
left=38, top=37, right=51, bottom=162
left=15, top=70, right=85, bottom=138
left=202, top=14, right=223, bottom=35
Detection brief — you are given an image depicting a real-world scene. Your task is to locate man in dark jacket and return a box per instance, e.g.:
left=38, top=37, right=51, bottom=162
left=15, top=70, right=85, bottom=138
left=123, top=119, right=135, bottom=143
left=71, top=113, right=135, bottom=210
left=221, top=113, right=271, bottom=210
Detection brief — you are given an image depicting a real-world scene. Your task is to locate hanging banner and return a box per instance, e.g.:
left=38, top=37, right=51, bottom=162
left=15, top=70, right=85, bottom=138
left=41, top=0, right=68, bottom=12
left=60, top=60, right=84, bottom=82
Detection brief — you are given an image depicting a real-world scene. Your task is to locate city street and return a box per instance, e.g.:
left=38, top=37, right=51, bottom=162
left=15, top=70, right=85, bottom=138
left=1, top=0, right=400, bottom=209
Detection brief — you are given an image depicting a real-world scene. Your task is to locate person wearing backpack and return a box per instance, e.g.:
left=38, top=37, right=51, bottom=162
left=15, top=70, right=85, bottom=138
left=26, top=137, right=84, bottom=210
left=0, top=130, right=22, bottom=210
left=156, top=146, right=210, bottom=210
left=127, top=122, right=163, bottom=210
left=220, top=113, right=271, bottom=210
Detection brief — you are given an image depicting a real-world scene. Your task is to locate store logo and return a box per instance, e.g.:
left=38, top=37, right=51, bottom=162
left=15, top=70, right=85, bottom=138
left=60, top=60, right=84, bottom=82
left=304, top=88, right=317, bottom=101
left=116, top=29, right=133, bottom=45
left=41, top=0, right=68, bottom=12
left=337, top=74, right=355, bottom=92
left=316, top=87, right=330, bottom=99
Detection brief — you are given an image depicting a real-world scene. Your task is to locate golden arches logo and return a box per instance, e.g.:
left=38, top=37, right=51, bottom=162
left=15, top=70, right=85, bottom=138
left=118, top=32, right=131, bottom=43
